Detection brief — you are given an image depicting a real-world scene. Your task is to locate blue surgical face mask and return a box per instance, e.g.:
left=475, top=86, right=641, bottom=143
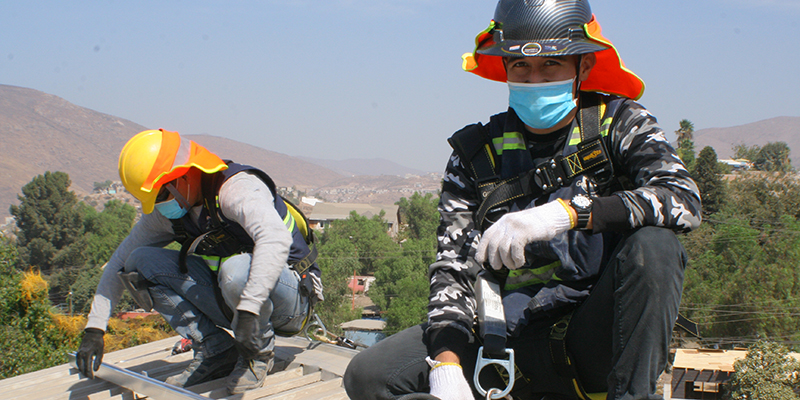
left=508, top=78, right=577, bottom=130
left=154, top=198, right=189, bottom=219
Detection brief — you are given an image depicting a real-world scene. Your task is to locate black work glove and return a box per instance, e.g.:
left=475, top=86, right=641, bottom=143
left=233, top=310, right=262, bottom=360
left=76, top=328, right=105, bottom=379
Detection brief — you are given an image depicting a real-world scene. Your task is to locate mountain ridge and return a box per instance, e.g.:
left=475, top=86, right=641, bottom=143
left=0, top=84, right=424, bottom=220
left=2, top=83, right=798, bottom=221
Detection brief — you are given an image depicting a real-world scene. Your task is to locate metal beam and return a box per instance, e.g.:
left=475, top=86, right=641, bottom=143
left=68, top=352, right=209, bottom=400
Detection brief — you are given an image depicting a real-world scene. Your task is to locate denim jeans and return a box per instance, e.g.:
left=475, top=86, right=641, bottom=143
left=344, top=227, right=686, bottom=400
left=126, top=247, right=308, bottom=357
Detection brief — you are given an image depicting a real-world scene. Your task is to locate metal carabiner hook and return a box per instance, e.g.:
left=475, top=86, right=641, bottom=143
left=303, top=312, right=328, bottom=342
left=473, top=346, right=515, bottom=399
left=486, top=388, right=514, bottom=400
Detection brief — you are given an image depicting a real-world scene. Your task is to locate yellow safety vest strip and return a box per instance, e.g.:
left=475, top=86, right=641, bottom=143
left=492, top=131, right=527, bottom=156
left=201, top=254, right=233, bottom=272
left=504, top=261, right=563, bottom=290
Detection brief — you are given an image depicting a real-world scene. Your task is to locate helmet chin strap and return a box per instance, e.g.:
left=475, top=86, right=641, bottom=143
left=574, top=54, right=584, bottom=99
left=164, top=180, right=192, bottom=210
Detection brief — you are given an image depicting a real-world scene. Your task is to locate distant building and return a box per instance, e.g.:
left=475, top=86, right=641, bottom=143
left=348, top=275, right=375, bottom=294
left=718, top=159, right=753, bottom=171
left=307, top=202, right=400, bottom=235
left=670, top=348, right=800, bottom=399
left=341, top=319, right=386, bottom=348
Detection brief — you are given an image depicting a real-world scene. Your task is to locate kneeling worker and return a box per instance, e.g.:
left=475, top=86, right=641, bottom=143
left=76, top=129, right=323, bottom=394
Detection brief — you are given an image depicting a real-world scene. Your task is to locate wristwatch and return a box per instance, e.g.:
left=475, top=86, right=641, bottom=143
left=570, top=194, right=593, bottom=231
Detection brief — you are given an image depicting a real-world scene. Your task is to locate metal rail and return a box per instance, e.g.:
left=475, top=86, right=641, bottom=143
left=68, top=352, right=209, bottom=400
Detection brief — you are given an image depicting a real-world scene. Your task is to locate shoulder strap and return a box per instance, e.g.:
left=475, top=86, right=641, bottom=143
left=578, top=92, right=602, bottom=142
left=282, top=196, right=318, bottom=275
left=447, top=123, right=499, bottom=188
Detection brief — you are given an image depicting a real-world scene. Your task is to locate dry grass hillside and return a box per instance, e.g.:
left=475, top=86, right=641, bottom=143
left=0, top=84, right=345, bottom=219
left=692, top=116, right=800, bottom=165
left=0, top=84, right=145, bottom=219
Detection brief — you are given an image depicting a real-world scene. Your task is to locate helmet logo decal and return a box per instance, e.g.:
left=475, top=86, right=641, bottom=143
left=521, top=42, right=542, bottom=56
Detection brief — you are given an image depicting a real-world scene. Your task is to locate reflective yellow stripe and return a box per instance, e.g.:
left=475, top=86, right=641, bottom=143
left=201, top=254, right=233, bottom=272
left=568, top=116, right=613, bottom=145
left=492, top=132, right=526, bottom=155
left=568, top=125, right=583, bottom=147
left=504, top=261, right=562, bottom=290
left=283, top=210, right=296, bottom=233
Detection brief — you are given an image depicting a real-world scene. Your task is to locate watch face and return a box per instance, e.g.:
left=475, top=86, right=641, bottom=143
left=573, top=194, right=592, bottom=209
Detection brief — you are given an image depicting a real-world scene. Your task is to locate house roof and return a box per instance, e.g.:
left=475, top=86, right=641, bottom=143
left=340, top=319, right=386, bottom=332
left=0, top=334, right=358, bottom=399
left=673, top=348, right=800, bottom=373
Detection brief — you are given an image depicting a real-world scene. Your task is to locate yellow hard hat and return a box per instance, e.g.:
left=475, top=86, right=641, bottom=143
left=118, top=129, right=228, bottom=214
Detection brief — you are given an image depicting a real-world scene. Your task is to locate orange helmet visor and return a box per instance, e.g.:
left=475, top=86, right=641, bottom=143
left=462, top=16, right=645, bottom=100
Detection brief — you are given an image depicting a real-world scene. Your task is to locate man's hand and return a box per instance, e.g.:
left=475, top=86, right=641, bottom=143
left=476, top=199, right=574, bottom=270
left=76, top=328, right=105, bottom=379
left=233, top=310, right=262, bottom=360
left=428, top=358, right=473, bottom=400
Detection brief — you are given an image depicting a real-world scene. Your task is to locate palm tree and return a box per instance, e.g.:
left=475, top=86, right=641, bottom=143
left=675, top=119, right=694, bottom=144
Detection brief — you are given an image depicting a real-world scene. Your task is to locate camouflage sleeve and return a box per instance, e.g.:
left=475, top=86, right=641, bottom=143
left=609, top=101, right=702, bottom=231
left=426, top=152, right=483, bottom=338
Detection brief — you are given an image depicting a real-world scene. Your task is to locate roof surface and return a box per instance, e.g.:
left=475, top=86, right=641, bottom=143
left=0, top=334, right=358, bottom=399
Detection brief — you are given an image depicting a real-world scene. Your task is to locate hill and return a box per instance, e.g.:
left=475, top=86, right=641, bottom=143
left=0, top=84, right=146, bottom=220
left=0, top=84, right=346, bottom=220
left=692, top=116, right=800, bottom=166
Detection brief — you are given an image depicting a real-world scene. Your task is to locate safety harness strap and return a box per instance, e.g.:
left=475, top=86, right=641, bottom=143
left=548, top=313, right=594, bottom=400
left=450, top=94, right=608, bottom=231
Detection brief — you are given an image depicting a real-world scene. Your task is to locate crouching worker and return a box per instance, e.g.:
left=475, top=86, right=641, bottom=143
left=75, top=129, right=323, bottom=394
left=344, top=0, right=701, bottom=399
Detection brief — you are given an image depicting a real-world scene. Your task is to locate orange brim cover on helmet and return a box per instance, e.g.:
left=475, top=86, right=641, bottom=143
left=142, top=129, right=229, bottom=192
left=462, top=16, right=645, bottom=100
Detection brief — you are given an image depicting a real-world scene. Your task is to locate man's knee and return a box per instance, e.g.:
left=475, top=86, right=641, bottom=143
left=616, top=227, right=686, bottom=288
left=125, top=247, right=171, bottom=274
left=344, top=349, right=381, bottom=399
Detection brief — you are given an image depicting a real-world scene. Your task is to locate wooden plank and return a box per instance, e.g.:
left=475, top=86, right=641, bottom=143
left=258, top=378, right=343, bottom=400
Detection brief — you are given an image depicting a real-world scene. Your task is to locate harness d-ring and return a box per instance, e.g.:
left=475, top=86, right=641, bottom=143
left=474, top=346, right=515, bottom=399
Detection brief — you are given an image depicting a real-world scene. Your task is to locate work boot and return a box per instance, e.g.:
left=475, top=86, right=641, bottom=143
left=165, top=346, right=239, bottom=387
left=226, top=352, right=275, bottom=394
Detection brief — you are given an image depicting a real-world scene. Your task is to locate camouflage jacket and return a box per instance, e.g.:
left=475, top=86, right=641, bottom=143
left=426, top=94, right=702, bottom=349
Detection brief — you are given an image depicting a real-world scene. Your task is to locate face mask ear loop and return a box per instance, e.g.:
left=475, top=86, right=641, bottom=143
left=164, top=180, right=192, bottom=210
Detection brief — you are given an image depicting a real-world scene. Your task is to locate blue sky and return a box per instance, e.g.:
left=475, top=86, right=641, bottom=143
left=2, top=1, right=799, bottom=173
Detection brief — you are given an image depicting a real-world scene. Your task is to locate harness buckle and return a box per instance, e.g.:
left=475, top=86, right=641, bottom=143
left=474, top=346, right=515, bottom=399
left=533, top=157, right=567, bottom=194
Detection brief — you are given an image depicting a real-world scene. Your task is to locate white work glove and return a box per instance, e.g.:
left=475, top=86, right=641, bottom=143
left=427, top=357, right=474, bottom=400
left=476, top=199, right=574, bottom=270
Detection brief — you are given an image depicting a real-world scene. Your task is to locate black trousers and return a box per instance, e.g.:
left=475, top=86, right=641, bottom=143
left=344, top=227, right=686, bottom=400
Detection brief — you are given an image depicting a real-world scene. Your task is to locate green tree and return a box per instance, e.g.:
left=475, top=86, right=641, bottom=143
left=93, top=180, right=113, bottom=190
left=677, top=139, right=696, bottom=172
left=367, top=193, right=440, bottom=334
left=755, top=142, right=792, bottom=172
left=676, top=119, right=695, bottom=144
left=314, top=193, right=441, bottom=337
left=81, top=200, right=137, bottom=265
left=732, top=143, right=760, bottom=162
left=396, top=192, right=440, bottom=242
left=691, top=146, right=726, bottom=214
left=725, top=341, right=800, bottom=399
left=0, top=238, right=81, bottom=378
left=681, top=171, right=800, bottom=345
left=10, top=172, right=86, bottom=271
left=315, top=213, right=397, bottom=334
